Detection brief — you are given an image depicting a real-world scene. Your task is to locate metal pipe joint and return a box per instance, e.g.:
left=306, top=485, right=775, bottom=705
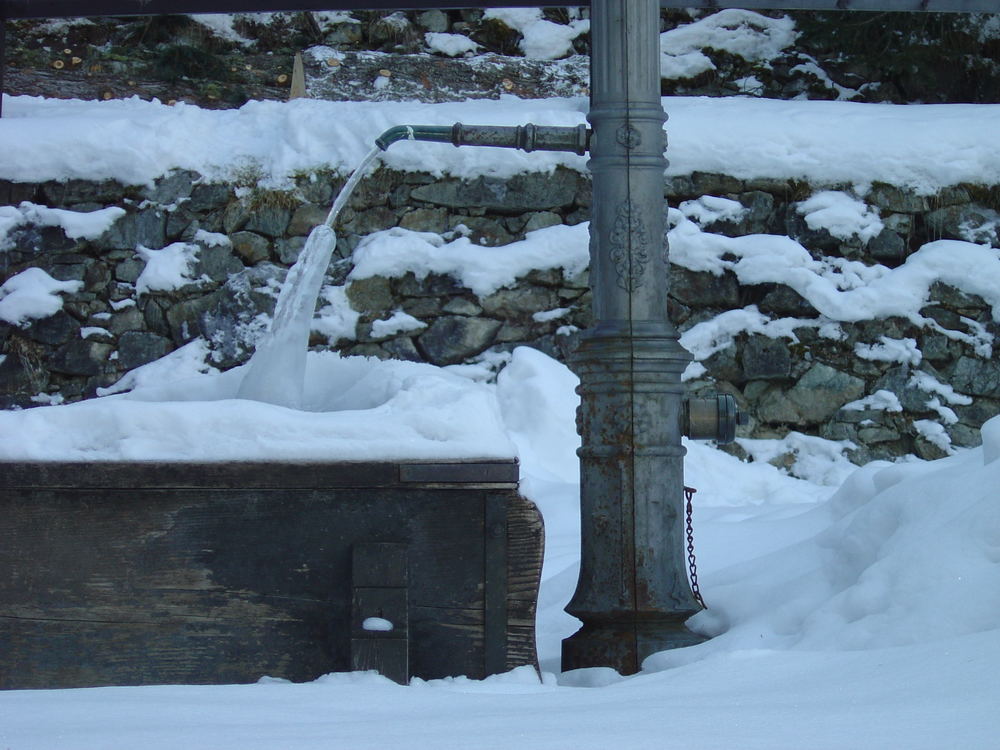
left=376, top=123, right=591, bottom=155
left=685, top=394, right=748, bottom=444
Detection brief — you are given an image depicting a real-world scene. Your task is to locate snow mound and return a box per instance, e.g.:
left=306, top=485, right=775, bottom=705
left=0, top=350, right=515, bottom=462
left=657, top=415, right=1000, bottom=663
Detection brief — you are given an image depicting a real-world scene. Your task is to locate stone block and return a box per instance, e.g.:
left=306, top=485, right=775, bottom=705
left=396, top=272, right=465, bottom=298
left=670, top=267, right=740, bottom=307
left=411, top=169, right=579, bottom=213
left=417, top=316, right=501, bottom=366
left=141, top=298, right=172, bottom=338
left=141, top=170, right=196, bottom=205
left=757, top=285, right=816, bottom=316
left=950, top=356, right=1000, bottom=397
left=117, top=331, right=172, bottom=370
left=244, top=204, right=291, bottom=239
left=288, top=204, right=330, bottom=236
left=401, top=297, right=442, bottom=318
left=107, top=307, right=146, bottom=336
left=165, top=290, right=226, bottom=344
left=166, top=208, right=199, bottom=240
left=703, top=346, right=741, bottom=383
left=786, top=362, right=865, bottom=424
left=752, top=384, right=801, bottom=424
left=919, top=332, right=955, bottom=363
left=381, top=336, right=423, bottom=362
left=188, top=183, right=234, bottom=213
left=820, top=421, right=858, bottom=442
left=867, top=227, right=906, bottom=263
left=689, top=172, right=743, bottom=196
left=455, top=216, right=513, bottom=247
left=343, top=207, right=398, bottom=236
left=480, top=286, right=557, bottom=318
left=865, top=184, right=927, bottom=213
left=442, top=298, right=482, bottom=316
left=399, top=207, right=449, bottom=234
left=196, top=245, right=244, bottom=282
left=222, top=201, right=252, bottom=234
left=50, top=340, right=113, bottom=376
left=741, top=335, right=791, bottom=381
left=928, top=282, right=989, bottom=314
left=523, top=211, right=563, bottom=233
left=100, top=208, right=167, bottom=251
left=23, top=310, right=80, bottom=347
left=229, top=231, right=270, bottom=266
left=276, top=237, right=307, bottom=265
left=925, top=204, right=1000, bottom=244
left=857, top=425, right=901, bottom=443
left=40, top=179, right=125, bottom=207
left=347, top=277, right=395, bottom=314
left=115, top=258, right=144, bottom=284
left=416, top=9, right=449, bottom=32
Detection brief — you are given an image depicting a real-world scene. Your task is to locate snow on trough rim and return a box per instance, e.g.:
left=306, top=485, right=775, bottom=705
left=3, top=94, right=1000, bottom=194
left=0, top=350, right=516, bottom=462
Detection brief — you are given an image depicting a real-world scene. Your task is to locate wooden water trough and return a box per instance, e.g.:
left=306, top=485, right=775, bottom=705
left=0, top=459, right=543, bottom=688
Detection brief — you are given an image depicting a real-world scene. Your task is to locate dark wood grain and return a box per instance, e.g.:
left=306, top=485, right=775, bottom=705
left=0, top=460, right=543, bottom=688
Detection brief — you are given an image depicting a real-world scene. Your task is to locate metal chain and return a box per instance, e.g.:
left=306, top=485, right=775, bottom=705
left=684, top=486, right=706, bottom=610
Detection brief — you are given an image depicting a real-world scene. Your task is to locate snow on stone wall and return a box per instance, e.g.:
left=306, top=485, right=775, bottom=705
left=2, top=164, right=998, bottom=465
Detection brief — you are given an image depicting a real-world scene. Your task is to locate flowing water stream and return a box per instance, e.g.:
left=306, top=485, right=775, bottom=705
left=236, top=146, right=383, bottom=408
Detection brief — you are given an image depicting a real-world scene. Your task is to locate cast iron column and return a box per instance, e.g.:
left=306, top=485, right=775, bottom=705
left=562, top=0, right=705, bottom=675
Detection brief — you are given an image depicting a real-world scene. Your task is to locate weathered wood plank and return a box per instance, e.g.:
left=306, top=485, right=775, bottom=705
left=506, top=493, right=544, bottom=673
left=0, top=460, right=518, bottom=490
left=484, top=494, right=508, bottom=676
left=0, top=463, right=543, bottom=689
left=408, top=605, right=485, bottom=680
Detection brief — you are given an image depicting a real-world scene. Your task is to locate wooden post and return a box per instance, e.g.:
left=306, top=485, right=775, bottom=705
left=351, top=542, right=409, bottom=684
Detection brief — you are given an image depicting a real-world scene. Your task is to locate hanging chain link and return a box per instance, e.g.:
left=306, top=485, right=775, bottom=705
left=684, top=486, right=706, bottom=610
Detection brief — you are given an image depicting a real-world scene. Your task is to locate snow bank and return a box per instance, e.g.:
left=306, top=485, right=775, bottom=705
left=4, top=95, right=1000, bottom=193
left=651, top=417, right=1000, bottom=663
left=0, top=350, right=515, bottom=462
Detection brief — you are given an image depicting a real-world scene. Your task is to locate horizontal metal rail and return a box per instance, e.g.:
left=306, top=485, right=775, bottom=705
left=2, top=0, right=997, bottom=20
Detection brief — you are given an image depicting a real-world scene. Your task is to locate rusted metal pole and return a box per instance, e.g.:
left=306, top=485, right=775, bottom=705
left=562, top=0, right=705, bottom=676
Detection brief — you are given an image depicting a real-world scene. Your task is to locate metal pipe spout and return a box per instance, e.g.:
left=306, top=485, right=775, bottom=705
left=376, top=123, right=590, bottom=155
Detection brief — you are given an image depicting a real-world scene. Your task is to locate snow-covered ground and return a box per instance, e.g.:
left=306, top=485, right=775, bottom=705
left=0, top=345, right=997, bottom=749
left=1, top=88, right=1000, bottom=747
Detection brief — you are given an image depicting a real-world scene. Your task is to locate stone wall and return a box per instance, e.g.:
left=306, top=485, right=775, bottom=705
left=1, top=167, right=998, bottom=464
